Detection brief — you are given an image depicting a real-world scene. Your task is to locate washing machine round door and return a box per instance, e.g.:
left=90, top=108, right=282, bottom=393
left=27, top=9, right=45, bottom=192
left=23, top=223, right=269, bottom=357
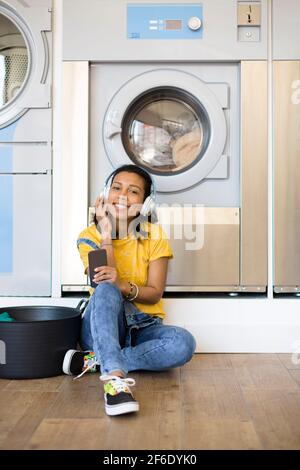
left=103, top=69, right=227, bottom=192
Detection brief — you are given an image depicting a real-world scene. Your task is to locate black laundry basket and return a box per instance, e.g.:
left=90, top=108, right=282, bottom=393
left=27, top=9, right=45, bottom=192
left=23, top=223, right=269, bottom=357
left=0, top=300, right=87, bottom=379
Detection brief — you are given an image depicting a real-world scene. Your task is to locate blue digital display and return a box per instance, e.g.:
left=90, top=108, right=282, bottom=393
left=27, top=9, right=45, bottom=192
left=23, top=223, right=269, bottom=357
left=127, top=3, right=203, bottom=39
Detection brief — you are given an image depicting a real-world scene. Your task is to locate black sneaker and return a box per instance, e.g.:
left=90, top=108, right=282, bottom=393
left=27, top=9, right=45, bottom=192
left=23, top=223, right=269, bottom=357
left=100, top=375, right=139, bottom=416
left=62, top=350, right=100, bottom=379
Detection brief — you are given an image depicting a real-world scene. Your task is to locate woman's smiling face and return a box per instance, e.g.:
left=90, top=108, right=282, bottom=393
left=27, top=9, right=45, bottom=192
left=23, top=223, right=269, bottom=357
left=107, top=171, right=146, bottom=221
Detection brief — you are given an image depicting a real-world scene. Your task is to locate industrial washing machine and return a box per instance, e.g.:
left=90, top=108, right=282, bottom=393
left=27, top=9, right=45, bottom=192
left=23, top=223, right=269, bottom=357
left=62, top=0, right=268, bottom=294
left=0, top=0, right=52, bottom=296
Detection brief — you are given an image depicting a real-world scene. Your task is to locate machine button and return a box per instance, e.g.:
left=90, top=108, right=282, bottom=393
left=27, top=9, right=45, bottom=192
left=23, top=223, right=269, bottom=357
left=188, top=17, right=202, bottom=31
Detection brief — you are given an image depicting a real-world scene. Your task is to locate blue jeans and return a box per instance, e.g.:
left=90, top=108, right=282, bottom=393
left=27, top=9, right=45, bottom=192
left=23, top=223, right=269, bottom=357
left=80, top=283, right=196, bottom=376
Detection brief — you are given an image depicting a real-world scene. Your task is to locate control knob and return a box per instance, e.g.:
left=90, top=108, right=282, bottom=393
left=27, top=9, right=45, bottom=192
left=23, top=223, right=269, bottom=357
left=188, top=16, right=202, bottom=31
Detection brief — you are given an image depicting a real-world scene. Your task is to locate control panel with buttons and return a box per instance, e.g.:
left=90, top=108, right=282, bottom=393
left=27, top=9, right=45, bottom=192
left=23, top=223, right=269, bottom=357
left=127, top=4, right=203, bottom=39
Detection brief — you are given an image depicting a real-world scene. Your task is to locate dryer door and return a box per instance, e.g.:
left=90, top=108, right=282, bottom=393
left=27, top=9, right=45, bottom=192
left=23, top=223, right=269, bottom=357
left=0, top=1, right=51, bottom=128
left=103, top=69, right=227, bottom=192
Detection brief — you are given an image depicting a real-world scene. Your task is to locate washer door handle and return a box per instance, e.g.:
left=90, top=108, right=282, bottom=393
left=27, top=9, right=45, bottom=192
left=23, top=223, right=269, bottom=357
left=105, top=119, right=122, bottom=139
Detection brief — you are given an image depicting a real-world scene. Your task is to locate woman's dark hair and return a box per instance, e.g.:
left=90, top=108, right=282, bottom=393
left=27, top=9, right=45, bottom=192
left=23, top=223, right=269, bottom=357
left=94, top=164, right=157, bottom=238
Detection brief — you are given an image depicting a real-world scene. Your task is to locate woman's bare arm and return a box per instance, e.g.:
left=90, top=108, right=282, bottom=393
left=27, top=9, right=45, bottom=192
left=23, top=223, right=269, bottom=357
left=133, top=257, right=169, bottom=304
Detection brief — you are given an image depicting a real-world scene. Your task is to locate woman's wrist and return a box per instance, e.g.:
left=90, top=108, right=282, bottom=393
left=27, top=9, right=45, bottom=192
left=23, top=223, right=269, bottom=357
left=119, top=281, right=131, bottom=297
left=97, top=220, right=112, bottom=240
left=119, top=281, right=138, bottom=301
left=101, top=236, right=112, bottom=246
left=124, top=281, right=139, bottom=301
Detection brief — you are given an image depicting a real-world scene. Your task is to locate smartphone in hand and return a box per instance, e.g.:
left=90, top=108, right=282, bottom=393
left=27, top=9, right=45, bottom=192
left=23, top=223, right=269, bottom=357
left=88, top=249, right=108, bottom=288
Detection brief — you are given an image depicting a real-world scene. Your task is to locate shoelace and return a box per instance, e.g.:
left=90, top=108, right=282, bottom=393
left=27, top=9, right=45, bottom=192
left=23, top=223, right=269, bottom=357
left=100, top=375, right=136, bottom=393
left=74, top=354, right=100, bottom=380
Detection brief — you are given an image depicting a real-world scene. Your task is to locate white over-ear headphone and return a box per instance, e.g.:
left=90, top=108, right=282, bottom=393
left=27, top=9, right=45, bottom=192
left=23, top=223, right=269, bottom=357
left=103, top=166, right=156, bottom=217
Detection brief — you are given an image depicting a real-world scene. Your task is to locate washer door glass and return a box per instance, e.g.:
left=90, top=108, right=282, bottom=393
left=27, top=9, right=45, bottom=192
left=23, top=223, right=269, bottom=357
left=0, top=13, right=29, bottom=108
left=121, top=87, right=210, bottom=174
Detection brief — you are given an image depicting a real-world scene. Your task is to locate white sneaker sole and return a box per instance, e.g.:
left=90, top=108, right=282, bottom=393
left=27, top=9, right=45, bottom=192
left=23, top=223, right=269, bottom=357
left=104, top=395, right=140, bottom=416
left=62, top=349, right=77, bottom=375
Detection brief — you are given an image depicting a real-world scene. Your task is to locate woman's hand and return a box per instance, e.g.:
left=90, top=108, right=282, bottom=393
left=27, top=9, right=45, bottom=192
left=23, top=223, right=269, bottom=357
left=92, top=265, right=124, bottom=290
left=95, top=195, right=112, bottom=239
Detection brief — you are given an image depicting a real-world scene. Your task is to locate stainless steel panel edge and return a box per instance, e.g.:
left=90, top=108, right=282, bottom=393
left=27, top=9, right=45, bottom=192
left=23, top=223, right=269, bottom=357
left=240, top=61, right=268, bottom=288
left=274, top=287, right=300, bottom=294
left=62, top=285, right=266, bottom=293
left=165, top=286, right=266, bottom=293
left=274, top=61, right=300, bottom=289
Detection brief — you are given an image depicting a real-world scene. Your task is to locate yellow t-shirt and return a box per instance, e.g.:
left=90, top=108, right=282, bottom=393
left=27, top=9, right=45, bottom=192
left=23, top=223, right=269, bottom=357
left=77, top=222, right=173, bottom=319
